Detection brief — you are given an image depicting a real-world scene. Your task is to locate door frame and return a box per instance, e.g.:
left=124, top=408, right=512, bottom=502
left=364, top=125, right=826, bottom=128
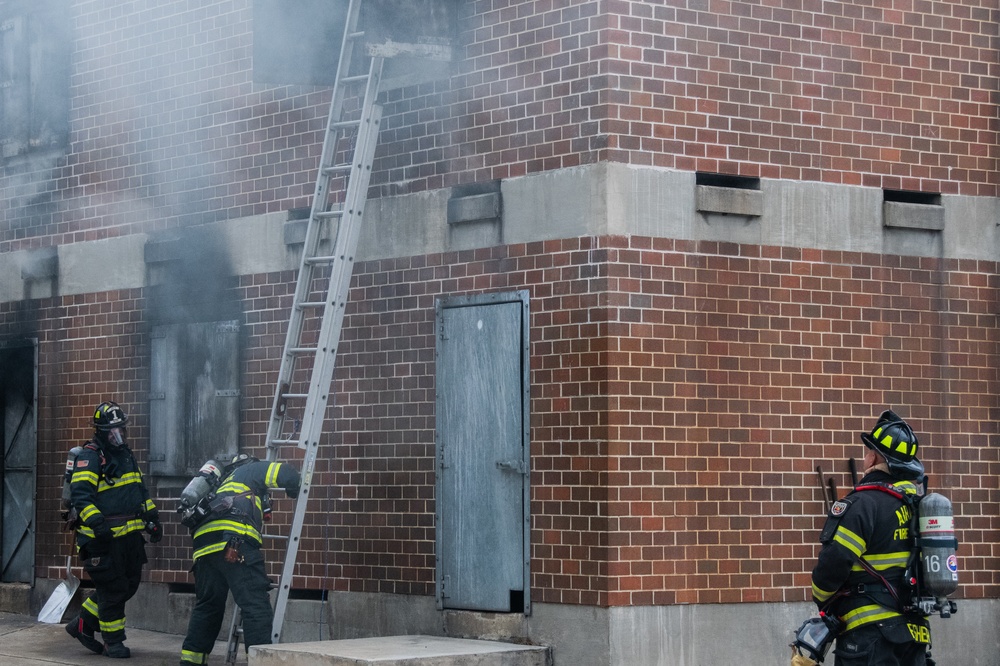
left=434, top=289, right=531, bottom=614
left=0, top=337, right=38, bottom=585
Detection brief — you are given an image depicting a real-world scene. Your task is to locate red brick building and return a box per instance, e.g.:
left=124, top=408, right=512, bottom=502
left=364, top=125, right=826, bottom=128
left=0, top=1, right=997, bottom=663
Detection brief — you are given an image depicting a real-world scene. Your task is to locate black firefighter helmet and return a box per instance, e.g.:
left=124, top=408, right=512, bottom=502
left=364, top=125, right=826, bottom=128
left=860, top=409, right=925, bottom=481
left=93, top=400, right=129, bottom=430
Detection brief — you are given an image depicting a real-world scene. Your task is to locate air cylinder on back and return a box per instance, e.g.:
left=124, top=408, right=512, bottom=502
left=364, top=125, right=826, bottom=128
left=918, top=492, right=959, bottom=604
left=60, top=446, right=84, bottom=507
left=179, top=459, right=222, bottom=508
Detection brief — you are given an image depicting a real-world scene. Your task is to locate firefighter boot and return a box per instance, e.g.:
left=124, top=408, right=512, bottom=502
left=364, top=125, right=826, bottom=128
left=65, top=615, right=104, bottom=654
left=104, top=641, right=131, bottom=658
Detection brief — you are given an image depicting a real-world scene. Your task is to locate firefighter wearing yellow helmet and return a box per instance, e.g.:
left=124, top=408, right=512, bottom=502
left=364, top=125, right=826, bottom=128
left=809, top=410, right=930, bottom=666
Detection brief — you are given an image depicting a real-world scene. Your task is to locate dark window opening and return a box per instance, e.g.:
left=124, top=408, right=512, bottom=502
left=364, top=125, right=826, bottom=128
left=696, top=172, right=761, bottom=190
left=883, top=189, right=941, bottom=206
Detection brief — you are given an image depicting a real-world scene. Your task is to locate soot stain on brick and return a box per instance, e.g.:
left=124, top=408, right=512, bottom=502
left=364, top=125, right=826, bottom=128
left=146, top=226, right=241, bottom=326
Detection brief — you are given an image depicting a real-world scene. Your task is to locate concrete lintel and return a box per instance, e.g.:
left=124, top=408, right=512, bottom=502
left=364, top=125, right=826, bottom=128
left=20, top=247, right=58, bottom=280
left=883, top=201, right=945, bottom=231
left=367, top=40, right=453, bottom=61
left=447, top=192, right=500, bottom=225
left=144, top=237, right=183, bottom=264
left=284, top=219, right=309, bottom=245
left=696, top=184, right=763, bottom=216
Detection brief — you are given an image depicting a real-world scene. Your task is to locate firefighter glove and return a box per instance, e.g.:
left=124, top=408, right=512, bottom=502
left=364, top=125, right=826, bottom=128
left=145, top=520, right=162, bottom=543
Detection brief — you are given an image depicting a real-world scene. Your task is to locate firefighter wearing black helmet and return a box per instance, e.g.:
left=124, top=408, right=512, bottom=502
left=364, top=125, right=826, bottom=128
left=811, top=410, right=931, bottom=665
left=64, top=401, right=161, bottom=659
left=179, top=453, right=300, bottom=666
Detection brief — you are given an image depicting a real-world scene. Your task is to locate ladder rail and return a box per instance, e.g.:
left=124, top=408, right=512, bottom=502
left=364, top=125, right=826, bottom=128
left=226, top=0, right=381, bottom=660
left=270, top=59, right=383, bottom=642
left=264, top=0, right=367, bottom=456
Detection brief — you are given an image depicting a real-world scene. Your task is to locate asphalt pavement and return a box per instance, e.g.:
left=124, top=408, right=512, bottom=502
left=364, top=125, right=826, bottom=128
left=0, top=612, right=242, bottom=666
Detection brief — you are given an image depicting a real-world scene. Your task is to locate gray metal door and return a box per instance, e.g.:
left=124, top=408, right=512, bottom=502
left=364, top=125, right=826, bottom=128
left=1, top=341, right=37, bottom=584
left=436, top=291, right=530, bottom=614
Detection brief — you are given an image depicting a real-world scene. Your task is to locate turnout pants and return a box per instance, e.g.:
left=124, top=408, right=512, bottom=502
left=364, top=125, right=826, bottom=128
left=834, top=622, right=928, bottom=666
left=79, top=531, right=147, bottom=643
left=180, top=547, right=273, bottom=664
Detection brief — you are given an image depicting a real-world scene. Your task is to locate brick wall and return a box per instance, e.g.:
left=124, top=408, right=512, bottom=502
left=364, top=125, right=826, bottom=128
left=326, top=236, right=1000, bottom=606
left=4, top=0, right=998, bottom=607
left=3, top=0, right=998, bottom=253
left=15, top=235, right=1000, bottom=605
left=381, top=0, right=1000, bottom=195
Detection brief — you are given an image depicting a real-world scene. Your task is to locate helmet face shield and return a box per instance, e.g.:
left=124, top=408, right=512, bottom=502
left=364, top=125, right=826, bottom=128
left=106, top=426, right=128, bottom=449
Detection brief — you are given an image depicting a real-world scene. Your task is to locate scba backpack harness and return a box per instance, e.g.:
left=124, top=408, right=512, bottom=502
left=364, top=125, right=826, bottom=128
left=60, top=442, right=102, bottom=530
left=820, top=481, right=959, bottom=619
left=176, top=455, right=269, bottom=530
left=793, top=481, right=958, bottom=664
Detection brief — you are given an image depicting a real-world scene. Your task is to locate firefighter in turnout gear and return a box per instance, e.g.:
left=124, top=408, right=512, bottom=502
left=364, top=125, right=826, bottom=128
left=811, top=410, right=930, bottom=665
left=179, top=454, right=300, bottom=665
left=64, top=401, right=161, bottom=659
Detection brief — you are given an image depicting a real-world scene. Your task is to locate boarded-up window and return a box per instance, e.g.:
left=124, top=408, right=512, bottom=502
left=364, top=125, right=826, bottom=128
left=149, top=321, right=242, bottom=477
left=0, top=0, right=70, bottom=160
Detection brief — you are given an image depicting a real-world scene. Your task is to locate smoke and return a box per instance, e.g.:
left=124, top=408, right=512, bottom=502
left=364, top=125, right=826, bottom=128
left=252, top=0, right=456, bottom=86
left=146, top=226, right=240, bottom=326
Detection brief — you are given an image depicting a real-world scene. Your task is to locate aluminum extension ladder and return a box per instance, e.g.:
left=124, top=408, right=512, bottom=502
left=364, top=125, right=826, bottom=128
left=225, top=0, right=384, bottom=660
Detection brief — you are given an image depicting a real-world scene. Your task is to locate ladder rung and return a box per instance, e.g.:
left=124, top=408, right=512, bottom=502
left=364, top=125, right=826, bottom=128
left=322, top=164, right=353, bottom=176
left=288, top=346, right=316, bottom=354
left=331, top=119, right=361, bottom=130
left=341, top=74, right=369, bottom=84
left=304, top=255, right=338, bottom=265
left=346, top=30, right=364, bottom=41
left=314, top=210, right=343, bottom=219
left=296, top=301, right=325, bottom=309
left=270, top=438, right=300, bottom=446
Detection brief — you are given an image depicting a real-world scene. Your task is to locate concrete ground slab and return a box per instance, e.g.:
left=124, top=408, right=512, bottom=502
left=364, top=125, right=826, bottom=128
left=0, top=611, right=239, bottom=666
left=250, top=635, right=551, bottom=666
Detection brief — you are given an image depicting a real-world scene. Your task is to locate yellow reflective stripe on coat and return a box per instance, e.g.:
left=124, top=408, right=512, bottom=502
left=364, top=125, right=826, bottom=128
left=72, top=469, right=99, bottom=486
left=114, top=518, right=146, bottom=536
left=98, top=471, right=144, bottom=492
left=811, top=581, right=837, bottom=603
left=833, top=525, right=866, bottom=557
left=192, top=541, right=228, bottom=560
left=193, top=518, right=261, bottom=539
left=80, top=504, right=101, bottom=522
left=78, top=518, right=145, bottom=539
left=216, top=479, right=251, bottom=494
left=842, top=603, right=902, bottom=631
left=265, top=462, right=281, bottom=488
left=851, top=551, right=909, bottom=572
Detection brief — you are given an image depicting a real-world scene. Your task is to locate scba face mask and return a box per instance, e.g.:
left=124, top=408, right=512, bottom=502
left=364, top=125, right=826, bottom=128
left=105, top=426, right=128, bottom=449
left=791, top=614, right=841, bottom=663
